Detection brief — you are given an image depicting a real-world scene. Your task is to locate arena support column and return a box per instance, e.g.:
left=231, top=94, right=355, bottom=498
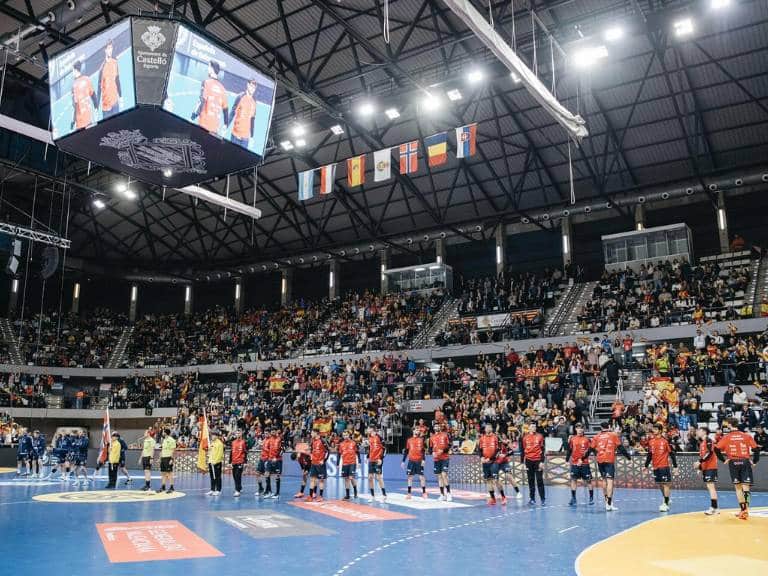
left=129, top=284, right=138, bottom=322
left=634, top=204, right=645, bottom=231
left=7, top=278, right=19, bottom=316
left=495, top=226, right=506, bottom=277
left=717, top=191, right=729, bottom=253
left=380, top=249, right=390, bottom=295
left=561, top=216, right=573, bottom=270
left=435, top=238, right=446, bottom=265
left=329, top=260, right=339, bottom=300
left=234, top=279, right=243, bottom=316
left=184, top=284, right=193, bottom=315
left=281, top=269, right=293, bottom=306
left=71, top=282, right=81, bottom=315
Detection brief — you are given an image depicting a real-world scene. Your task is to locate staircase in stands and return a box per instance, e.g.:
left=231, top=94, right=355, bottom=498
left=0, top=317, right=23, bottom=365
left=412, top=296, right=458, bottom=348
left=106, top=326, right=134, bottom=369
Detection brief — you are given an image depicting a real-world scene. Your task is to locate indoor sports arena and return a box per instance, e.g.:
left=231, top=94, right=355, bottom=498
left=1, top=1, right=768, bottom=575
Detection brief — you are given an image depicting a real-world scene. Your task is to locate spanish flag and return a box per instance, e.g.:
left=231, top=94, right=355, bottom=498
left=425, top=132, right=448, bottom=167
left=268, top=376, right=287, bottom=392
left=197, top=409, right=210, bottom=472
left=347, top=154, right=365, bottom=187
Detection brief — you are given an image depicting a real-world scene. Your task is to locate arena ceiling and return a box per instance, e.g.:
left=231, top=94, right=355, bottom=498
left=0, top=0, right=767, bottom=275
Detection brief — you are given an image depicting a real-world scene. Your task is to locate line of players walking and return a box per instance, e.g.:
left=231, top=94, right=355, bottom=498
left=12, top=418, right=761, bottom=519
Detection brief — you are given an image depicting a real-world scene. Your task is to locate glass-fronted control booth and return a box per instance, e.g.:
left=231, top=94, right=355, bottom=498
left=383, top=262, right=453, bottom=294
left=602, top=223, right=693, bottom=272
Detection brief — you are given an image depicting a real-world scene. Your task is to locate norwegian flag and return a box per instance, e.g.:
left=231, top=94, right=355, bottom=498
left=98, top=408, right=111, bottom=464
left=399, top=141, right=419, bottom=174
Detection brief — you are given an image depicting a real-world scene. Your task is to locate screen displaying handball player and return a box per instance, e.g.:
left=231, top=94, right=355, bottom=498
left=163, top=25, right=275, bottom=157
left=48, top=19, right=136, bottom=140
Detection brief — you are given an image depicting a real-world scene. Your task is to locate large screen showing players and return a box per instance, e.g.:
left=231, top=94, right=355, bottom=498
left=164, top=25, right=275, bottom=156
left=48, top=19, right=136, bottom=140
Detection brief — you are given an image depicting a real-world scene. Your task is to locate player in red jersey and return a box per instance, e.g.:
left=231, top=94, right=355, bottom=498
left=307, top=429, right=330, bottom=502
left=338, top=431, right=359, bottom=500
left=590, top=421, right=630, bottom=511
left=192, top=60, right=229, bottom=134
left=402, top=428, right=427, bottom=499
left=694, top=427, right=719, bottom=515
left=566, top=423, right=594, bottom=506
left=496, top=431, right=523, bottom=500
left=715, top=419, right=760, bottom=520
left=71, top=60, right=97, bottom=130
left=265, top=428, right=283, bottom=499
left=97, top=40, right=122, bottom=118
left=644, top=424, right=677, bottom=512
left=255, top=429, right=271, bottom=499
left=291, top=445, right=312, bottom=498
left=230, top=429, right=247, bottom=497
left=478, top=425, right=501, bottom=505
left=520, top=422, right=546, bottom=505
left=431, top=423, right=452, bottom=501
left=366, top=427, right=387, bottom=501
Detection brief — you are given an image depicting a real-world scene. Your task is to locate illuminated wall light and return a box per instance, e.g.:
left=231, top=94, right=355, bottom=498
left=294, top=138, right=307, bottom=148
left=414, top=267, right=426, bottom=272
left=280, top=140, right=294, bottom=151
left=73, top=282, right=80, bottom=299
left=496, top=244, right=502, bottom=265
left=510, top=71, right=521, bottom=83
left=673, top=18, right=694, bottom=37
left=330, top=124, right=344, bottom=135
left=358, top=101, right=376, bottom=117
left=572, top=45, right=609, bottom=68
left=429, top=265, right=441, bottom=270
left=384, top=107, right=400, bottom=120
left=329, top=271, right=335, bottom=288
left=636, top=222, right=644, bottom=231
left=281, top=277, right=287, bottom=295
left=235, top=282, right=241, bottom=300
left=604, top=26, right=624, bottom=42
left=562, top=234, right=570, bottom=255
left=185, top=285, right=191, bottom=302
left=12, top=278, right=19, bottom=293
left=436, top=255, right=443, bottom=264
left=718, top=208, right=727, bottom=231
left=130, top=285, right=137, bottom=302
left=446, top=89, right=463, bottom=101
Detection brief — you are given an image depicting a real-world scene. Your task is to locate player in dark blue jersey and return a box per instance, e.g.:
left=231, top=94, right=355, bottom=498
left=118, top=435, right=132, bottom=485
left=31, top=431, right=46, bottom=478
left=16, top=428, right=33, bottom=477
left=73, top=431, right=91, bottom=486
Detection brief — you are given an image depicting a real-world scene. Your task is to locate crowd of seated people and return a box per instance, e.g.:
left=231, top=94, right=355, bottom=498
left=109, top=372, right=197, bottom=409
left=434, top=310, right=544, bottom=347
left=454, top=269, right=561, bottom=316
left=302, top=291, right=444, bottom=355
left=13, top=309, right=127, bottom=368
left=0, top=372, right=50, bottom=408
left=576, top=258, right=752, bottom=333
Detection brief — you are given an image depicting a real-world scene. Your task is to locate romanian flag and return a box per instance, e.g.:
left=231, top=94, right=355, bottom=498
left=97, top=408, right=111, bottom=465
left=197, top=409, right=210, bottom=472
left=424, top=132, right=448, bottom=167
left=456, top=123, right=477, bottom=158
left=347, top=155, right=365, bottom=187
left=268, top=376, right=287, bottom=392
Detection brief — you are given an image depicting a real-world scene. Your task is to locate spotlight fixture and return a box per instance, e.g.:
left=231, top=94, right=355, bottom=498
left=123, top=188, right=137, bottom=200
left=294, top=138, right=307, bottom=148
left=421, top=92, right=442, bottom=112
left=330, top=124, right=344, bottom=136
left=510, top=71, right=521, bottom=83
left=604, top=26, right=624, bottom=42
left=92, top=198, right=105, bottom=209
left=466, top=68, right=485, bottom=84
left=384, top=107, right=400, bottom=120
left=446, top=89, right=463, bottom=101
left=710, top=0, right=731, bottom=9
left=358, top=101, right=376, bottom=117
left=115, top=182, right=127, bottom=193
left=280, top=140, right=294, bottom=151
left=162, top=168, right=173, bottom=177
left=291, top=124, right=306, bottom=137
left=572, top=45, right=609, bottom=68
left=673, top=18, right=694, bottom=37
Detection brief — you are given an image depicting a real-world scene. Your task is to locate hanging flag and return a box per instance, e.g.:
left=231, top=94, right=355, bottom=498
left=425, top=132, right=448, bottom=167
left=347, top=154, right=366, bottom=187
left=297, top=169, right=315, bottom=201
left=197, top=409, right=210, bottom=472
left=373, top=148, right=392, bottom=182
left=399, top=140, right=418, bottom=174
left=456, top=123, right=477, bottom=158
left=97, top=408, right=111, bottom=465
left=319, top=163, right=336, bottom=195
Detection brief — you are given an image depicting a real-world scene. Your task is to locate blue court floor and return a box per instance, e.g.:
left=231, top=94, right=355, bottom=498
left=1, top=470, right=766, bottom=576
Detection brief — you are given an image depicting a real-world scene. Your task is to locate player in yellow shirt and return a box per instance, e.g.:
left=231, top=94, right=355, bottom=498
left=206, top=430, right=225, bottom=496
left=140, top=428, right=156, bottom=492
left=158, top=428, right=177, bottom=494
left=106, top=432, right=122, bottom=489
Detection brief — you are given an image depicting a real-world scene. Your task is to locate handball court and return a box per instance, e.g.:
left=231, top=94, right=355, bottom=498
left=1, top=470, right=766, bottom=576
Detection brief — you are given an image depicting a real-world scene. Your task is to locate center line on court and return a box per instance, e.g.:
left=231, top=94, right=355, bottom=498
left=558, top=525, right=579, bottom=534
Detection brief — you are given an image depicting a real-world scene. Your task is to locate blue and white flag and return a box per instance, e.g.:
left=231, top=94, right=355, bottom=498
left=298, top=169, right=315, bottom=201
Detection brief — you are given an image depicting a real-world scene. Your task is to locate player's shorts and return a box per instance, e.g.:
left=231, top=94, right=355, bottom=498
left=653, top=467, right=672, bottom=483
left=300, top=462, right=311, bottom=473
left=702, top=468, right=718, bottom=483
left=309, top=464, right=327, bottom=479
left=482, top=462, right=499, bottom=480
left=75, top=455, right=87, bottom=466
left=497, top=461, right=512, bottom=475
left=16, top=453, right=29, bottom=462
left=142, top=457, right=152, bottom=471
left=341, top=464, right=356, bottom=478
left=406, top=460, right=423, bottom=476
left=267, top=460, right=283, bottom=475
left=570, top=464, right=592, bottom=481
left=256, top=460, right=267, bottom=474
left=368, top=460, right=382, bottom=475
left=433, top=459, right=449, bottom=475
left=728, top=460, right=753, bottom=485
left=160, top=457, right=173, bottom=472
left=119, top=459, right=126, bottom=468
left=597, top=463, right=615, bottom=479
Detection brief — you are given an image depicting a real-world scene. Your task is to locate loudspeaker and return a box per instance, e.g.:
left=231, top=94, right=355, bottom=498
left=6, top=239, right=22, bottom=276
left=41, top=246, right=59, bottom=280
left=145, top=407, right=153, bottom=416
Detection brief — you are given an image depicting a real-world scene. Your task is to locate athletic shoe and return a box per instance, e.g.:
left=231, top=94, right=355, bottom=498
left=406, top=494, right=412, bottom=500
left=528, top=499, right=536, bottom=506
left=440, top=494, right=447, bottom=501
left=166, top=488, right=174, bottom=494
left=234, top=491, right=241, bottom=497
left=501, top=496, right=507, bottom=506
left=422, top=492, right=428, bottom=500
left=294, top=492, right=305, bottom=499
left=263, top=491, right=273, bottom=498
left=515, top=491, right=523, bottom=499
left=608, top=504, right=618, bottom=511
left=155, top=489, right=164, bottom=494
left=213, top=491, right=221, bottom=496
left=72, top=480, right=81, bottom=486
left=659, top=502, right=669, bottom=512
left=704, top=507, right=719, bottom=515
left=589, top=497, right=595, bottom=506
left=304, top=495, right=314, bottom=502
left=488, top=498, right=497, bottom=506
left=382, top=495, right=387, bottom=502
left=569, top=497, right=576, bottom=506
left=141, top=486, right=150, bottom=492
left=315, top=496, right=324, bottom=502
left=268, top=493, right=279, bottom=500
left=206, top=490, right=216, bottom=496
left=541, top=499, right=546, bottom=506
left=737, top=510, right=749, bottom=520
left=342, top=495, right=351, bottom=501
left=446, top=494, right=452, bottom=502
left=605, top=502, right=611, bottom=511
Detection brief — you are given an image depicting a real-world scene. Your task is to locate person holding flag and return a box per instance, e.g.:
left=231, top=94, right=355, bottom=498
left=197, top=410, right=211, bottom=474
left=94, top=408, right=111, bottom=479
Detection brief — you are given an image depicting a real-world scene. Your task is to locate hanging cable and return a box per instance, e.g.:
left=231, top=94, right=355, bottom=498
left=531, top=11, right=538, bottom=77
left=251, top=166, right=258, bottom=246
left=0, top=48, right=8, bottom=107
left=510, top=0, right=517, bottom=52
left=550, top=36, right=556, bottom=96
left=383, top=0, right=391, bottom=44
left=488, top=0, right=494, bottom=28
left=224, top=174, right=230, bottom=221
left=17, top=176, right=37, bottom=348
left=567, top=138, right=576, bottom=205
